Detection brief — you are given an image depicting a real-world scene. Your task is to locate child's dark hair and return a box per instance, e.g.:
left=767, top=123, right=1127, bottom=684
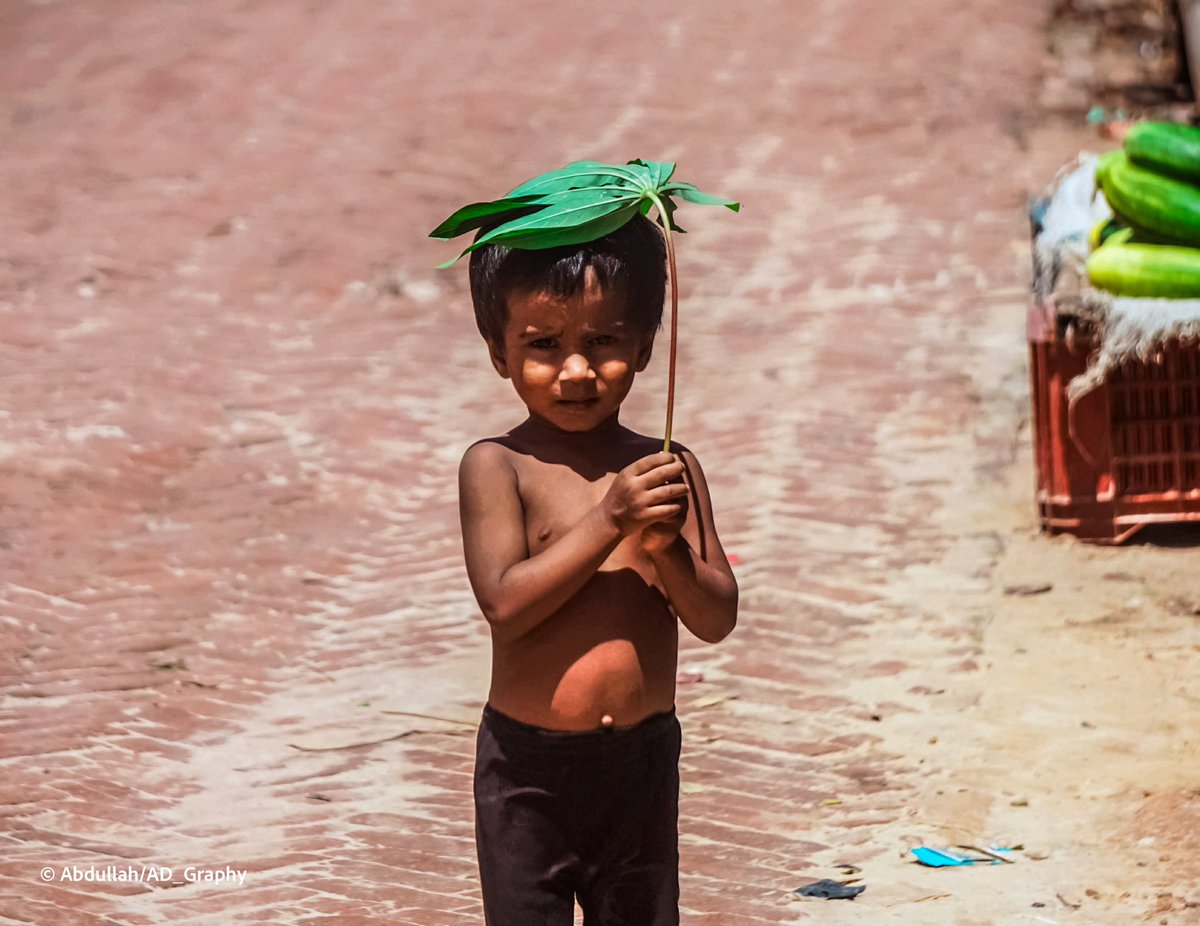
left=468, top=214, right=667, bottom=345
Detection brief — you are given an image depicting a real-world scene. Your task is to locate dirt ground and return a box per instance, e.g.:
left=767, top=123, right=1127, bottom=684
left=1, top=1, right=1199, bottom=924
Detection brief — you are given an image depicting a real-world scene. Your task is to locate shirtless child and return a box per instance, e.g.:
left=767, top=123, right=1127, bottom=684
left=458, top=214, right=738, bottom=925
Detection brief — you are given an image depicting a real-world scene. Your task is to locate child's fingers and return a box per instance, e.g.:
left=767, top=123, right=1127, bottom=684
left=646, top=506, right=687, bottom=532
left=637, top=484, right=687, bottom=515
left=637, top=461, right=686, bottom=489
left=651, top=481, right=690, bottom=503
left=627, top=452, right=679, bottom=476
left=643, top=507, right=682, bottom=526
left=647, top=489, right=689, bottom=520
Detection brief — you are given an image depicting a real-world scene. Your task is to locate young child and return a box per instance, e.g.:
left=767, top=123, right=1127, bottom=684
left=458, top=213, right=738, bottom=925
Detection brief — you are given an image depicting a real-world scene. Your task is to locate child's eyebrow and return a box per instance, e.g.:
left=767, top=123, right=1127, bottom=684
left=519, top=326, right=558, bottom=339
left=580, top=319, right=629, bottom=332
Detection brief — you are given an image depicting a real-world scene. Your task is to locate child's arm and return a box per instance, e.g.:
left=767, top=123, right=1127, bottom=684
left=641, top=448, right=738, bottom=643
left=459, top=442, right=689, bottom=642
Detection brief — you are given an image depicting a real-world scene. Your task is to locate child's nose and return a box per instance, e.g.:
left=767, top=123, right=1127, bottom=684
left=560, top=353, right=595, bottom=382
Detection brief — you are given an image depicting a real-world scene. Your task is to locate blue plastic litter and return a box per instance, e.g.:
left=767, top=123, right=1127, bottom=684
left=911, top=846, right=1014, bottom=867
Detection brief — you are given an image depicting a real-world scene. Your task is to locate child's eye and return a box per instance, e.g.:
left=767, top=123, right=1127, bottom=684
left=589, top=335, right=618, bottom=347
left=529, top=338, right=557, bottom=350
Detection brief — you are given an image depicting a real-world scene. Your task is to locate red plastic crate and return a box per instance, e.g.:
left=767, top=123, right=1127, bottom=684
left=1028, top=296, right=1200, bottom=543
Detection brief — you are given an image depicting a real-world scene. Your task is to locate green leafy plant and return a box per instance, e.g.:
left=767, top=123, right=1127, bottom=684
left=429, top=159, right=739, bottom=450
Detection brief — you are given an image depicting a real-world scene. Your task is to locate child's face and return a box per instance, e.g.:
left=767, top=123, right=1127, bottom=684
left=488, top=268, right=652, bottom=433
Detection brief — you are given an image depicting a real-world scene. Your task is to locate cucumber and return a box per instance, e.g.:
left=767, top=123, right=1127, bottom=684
left=1089, top=218, right=1130, bottom=250
left=1106, top=208, right=1200, bottom=246
left=1100, top=153, right=1200, bottom=246
left=1124, top=121, right=1200, bottom=183
left=1095, top=148, right=1124, bottom=189
left=1086, top=241, right=1200, bottom=297
left=1104, top=226, right=1134, bottom=248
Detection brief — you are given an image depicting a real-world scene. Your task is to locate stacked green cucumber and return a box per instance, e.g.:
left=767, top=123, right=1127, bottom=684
left=1088, top=122, right=1200, bottom=298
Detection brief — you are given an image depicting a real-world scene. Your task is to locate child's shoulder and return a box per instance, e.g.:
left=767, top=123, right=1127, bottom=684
left=459, top=436, right=519, bottom=472
left=458, top=438, right=522, bottom=507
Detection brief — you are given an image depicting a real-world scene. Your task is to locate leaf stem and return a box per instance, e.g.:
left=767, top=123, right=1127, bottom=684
left=648, top=192, right=679, bottom=453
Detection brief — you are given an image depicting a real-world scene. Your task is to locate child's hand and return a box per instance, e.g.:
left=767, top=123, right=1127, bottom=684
left=601, top=452, right=689, bottom=537
left=639, top=490, right=689, bottom=555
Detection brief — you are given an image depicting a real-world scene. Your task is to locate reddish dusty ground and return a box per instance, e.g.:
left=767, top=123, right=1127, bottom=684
left=1, top=1, right=1198, bottom=924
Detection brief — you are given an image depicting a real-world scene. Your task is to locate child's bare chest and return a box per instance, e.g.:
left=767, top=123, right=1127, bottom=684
left=518, top=463, right=619, bottom=556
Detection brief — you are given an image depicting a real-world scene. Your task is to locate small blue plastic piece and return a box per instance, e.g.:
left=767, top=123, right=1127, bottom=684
left=912, top=846, right=1014, bottom=867
left=912, top=847, right=976, bottom=867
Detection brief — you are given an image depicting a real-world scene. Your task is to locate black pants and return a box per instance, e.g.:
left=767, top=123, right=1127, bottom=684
left=473, top=704, right=681, bottom=926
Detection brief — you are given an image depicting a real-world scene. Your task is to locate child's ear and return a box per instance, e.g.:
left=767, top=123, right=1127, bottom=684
left=487, top=340, right=511, bottom=379
left=634, top=335, right=654, bottom=372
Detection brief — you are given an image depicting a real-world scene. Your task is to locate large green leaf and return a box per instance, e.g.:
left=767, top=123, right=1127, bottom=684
left=480, top=206, right=641, bottom=251
left=474, top=189, right=637, bottom=243
left=429, top=158, right=739, bottom=264
left=507, top=161, right=643, bottom=198
left=631, top=158, right=676, bottom=188
left=661, top=181, right=740, bottom=211
left=428, top=195, right=546, bottom=239
left=437, top=191, right=641, bottom=265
